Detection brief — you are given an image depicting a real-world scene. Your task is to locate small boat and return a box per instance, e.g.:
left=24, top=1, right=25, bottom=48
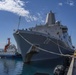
left=0, top=38, right=21, bottom=58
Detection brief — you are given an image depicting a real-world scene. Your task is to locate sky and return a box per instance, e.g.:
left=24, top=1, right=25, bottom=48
left=0, top=0, right=76, bottom=49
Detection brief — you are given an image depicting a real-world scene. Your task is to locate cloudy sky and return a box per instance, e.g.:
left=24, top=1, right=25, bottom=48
left=0, top=0, right=76, bottom=48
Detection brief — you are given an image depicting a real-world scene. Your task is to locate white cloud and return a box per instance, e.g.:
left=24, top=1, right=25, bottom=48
left=25, top=15, right=38, bottom=22
left=66, top=0, right=74, bottom=6
left=0, top=0, right=38, bottom=22
left=37, top=13, right=45, bottom=23
left=24, top=12, right=45, bottom=23
left=26, top=1, right=29, bottom=4
left=58, top=2, right=63, bottom=6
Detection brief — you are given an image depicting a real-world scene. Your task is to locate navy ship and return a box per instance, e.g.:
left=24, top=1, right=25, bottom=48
left=13, top=11, right=74, bottom=63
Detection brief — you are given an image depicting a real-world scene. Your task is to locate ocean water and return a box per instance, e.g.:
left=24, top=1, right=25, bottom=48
left=0, top=57, right=66, bottom=75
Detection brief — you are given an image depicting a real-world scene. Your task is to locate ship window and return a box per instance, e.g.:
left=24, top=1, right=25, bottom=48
left=62, top=28, right=68, bottom=30
left=26, top=29, right=27, bottom=31
left=57, top=32, right=59, bottom=35
left=48, top=33, right=50, bottom=35
left=63, top=36, right=65, bottom=38
left=62, top=27, right=68, bottom=33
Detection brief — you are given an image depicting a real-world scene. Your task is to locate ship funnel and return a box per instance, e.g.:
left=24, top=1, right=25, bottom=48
left=45, top=11, right=56, bottom=25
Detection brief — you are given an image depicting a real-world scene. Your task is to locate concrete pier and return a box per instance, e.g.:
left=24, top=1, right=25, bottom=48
left=67, top=51, right=76, bottom=75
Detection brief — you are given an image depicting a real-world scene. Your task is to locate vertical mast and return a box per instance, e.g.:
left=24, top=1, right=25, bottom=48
left=18, top=16, right=21, bottom=29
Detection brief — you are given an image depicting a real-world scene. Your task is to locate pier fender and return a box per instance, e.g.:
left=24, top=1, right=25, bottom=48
left=25, top=46, right=39, bottom=64
left=25, top=51, right=38, bottom=64
left=53, top=65, right=65, bottom=75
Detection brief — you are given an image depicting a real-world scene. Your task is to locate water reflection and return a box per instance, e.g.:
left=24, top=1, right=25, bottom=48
left=0, top=57, right=65, bottom=75
left=21, top=57, right=65, bottom=75
left=22, top=64, right=52, bottom=75
left=0, top=58, right=23, bottom=75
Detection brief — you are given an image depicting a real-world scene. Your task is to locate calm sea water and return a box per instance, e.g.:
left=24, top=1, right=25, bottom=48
left=0, top=57, right=66, bottom=75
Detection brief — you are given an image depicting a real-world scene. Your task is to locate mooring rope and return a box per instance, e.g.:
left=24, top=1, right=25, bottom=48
left=47, top=37, right=70, bottom=50
left=17, top=31, right=74, bottom=58
left=57, top=39, right=63, bottom=54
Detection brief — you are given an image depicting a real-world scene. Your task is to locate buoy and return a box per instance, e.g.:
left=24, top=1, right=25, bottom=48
left=53, top=65, right=64, bottom=75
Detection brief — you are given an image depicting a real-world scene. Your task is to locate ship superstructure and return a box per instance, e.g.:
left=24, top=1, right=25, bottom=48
left=29, top=11, right=73, bottom=49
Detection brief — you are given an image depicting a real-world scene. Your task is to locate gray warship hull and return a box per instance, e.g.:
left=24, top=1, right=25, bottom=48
left=13, top=30, right=74, bottom=63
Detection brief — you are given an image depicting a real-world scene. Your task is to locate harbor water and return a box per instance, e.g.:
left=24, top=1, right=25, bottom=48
left=0, top=56, right=66, bottom=75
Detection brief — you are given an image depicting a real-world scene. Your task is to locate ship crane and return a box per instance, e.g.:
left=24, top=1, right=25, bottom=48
left=4, top=38, right=10, bottom=52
